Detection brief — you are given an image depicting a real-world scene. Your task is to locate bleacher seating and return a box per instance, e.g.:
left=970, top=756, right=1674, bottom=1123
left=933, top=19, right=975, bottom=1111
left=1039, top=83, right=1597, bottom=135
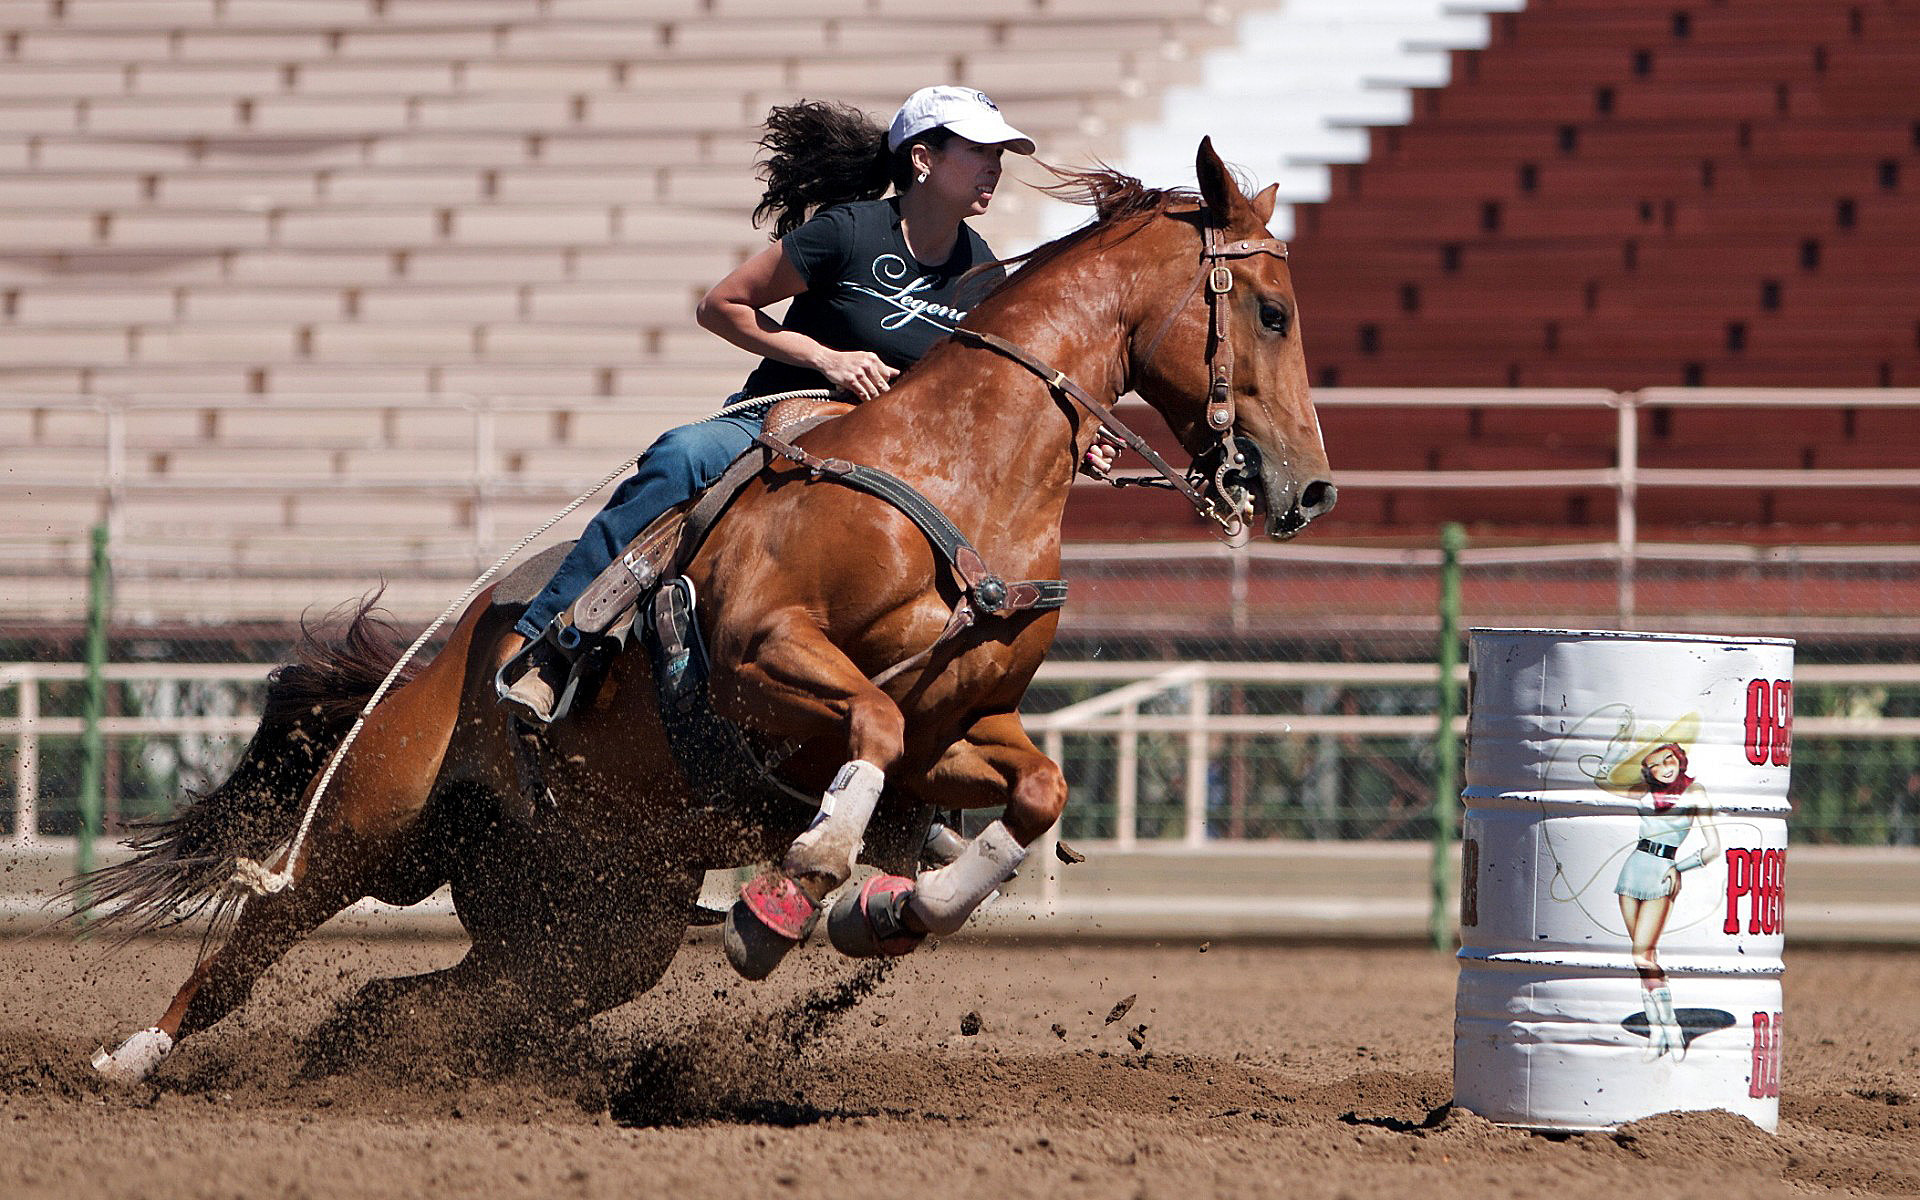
left=3, top=0, right=1918, bottom=633
left=0, top=0, right=1270, bottom=623
left=1031, top=0, right=1520, bottom=243
left=1296, top=0, right=1920, bottom=389
left=1280, top=0, right=1920, bottom=545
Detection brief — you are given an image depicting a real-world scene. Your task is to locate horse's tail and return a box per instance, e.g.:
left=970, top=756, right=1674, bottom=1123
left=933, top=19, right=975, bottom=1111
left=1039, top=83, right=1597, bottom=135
left=67, top=593, right=417, bottom=940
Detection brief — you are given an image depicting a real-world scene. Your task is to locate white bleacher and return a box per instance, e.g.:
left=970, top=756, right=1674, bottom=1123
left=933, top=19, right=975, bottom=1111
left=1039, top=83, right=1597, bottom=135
left=0, top=0, right=1289, bottom=624
left=1032, top=0, right=1524, bottom=244
left=175, top=287, right=344, bottom=322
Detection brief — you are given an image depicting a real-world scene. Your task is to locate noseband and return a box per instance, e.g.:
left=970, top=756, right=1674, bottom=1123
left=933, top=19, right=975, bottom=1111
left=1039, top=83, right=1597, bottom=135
left=950, top=219, right=1290, bottom=537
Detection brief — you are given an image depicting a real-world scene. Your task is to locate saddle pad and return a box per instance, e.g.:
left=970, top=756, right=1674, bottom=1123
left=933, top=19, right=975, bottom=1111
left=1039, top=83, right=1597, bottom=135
left=487, top=542, right=576, bottom=609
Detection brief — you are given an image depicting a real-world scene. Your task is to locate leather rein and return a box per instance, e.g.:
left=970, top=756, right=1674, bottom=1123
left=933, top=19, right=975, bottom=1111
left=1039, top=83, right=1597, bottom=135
left=950, top=220, right=1290, bottom=537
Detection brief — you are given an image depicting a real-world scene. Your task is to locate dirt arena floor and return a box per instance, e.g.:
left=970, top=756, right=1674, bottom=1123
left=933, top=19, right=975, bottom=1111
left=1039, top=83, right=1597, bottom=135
left=3, top=929, right=1916, bottom=1199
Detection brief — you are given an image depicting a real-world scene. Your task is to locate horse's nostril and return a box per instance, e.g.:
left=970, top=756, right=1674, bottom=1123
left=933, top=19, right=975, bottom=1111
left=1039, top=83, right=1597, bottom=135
left=1300, top=479, right=1337, bottom=515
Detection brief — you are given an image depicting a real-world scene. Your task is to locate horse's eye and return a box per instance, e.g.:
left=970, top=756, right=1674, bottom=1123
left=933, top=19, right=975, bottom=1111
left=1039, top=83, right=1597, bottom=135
left=1259, top=300, right=1290, bottom=335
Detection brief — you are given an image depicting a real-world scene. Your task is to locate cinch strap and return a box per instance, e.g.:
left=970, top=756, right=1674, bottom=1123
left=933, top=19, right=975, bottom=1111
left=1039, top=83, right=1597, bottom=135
left=756, top=429, right=1068, bottom=619
left=755, top=429, right=1068, bottom=687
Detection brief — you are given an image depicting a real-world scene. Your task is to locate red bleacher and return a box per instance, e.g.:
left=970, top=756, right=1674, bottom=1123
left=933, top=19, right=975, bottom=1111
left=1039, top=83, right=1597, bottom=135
left=1258, top=0, right=1920, bottom=548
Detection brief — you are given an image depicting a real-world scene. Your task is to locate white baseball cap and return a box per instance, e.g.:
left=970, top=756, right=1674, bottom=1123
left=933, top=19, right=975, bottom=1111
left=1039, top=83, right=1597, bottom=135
left=887, top=86, right=1036, bottom=155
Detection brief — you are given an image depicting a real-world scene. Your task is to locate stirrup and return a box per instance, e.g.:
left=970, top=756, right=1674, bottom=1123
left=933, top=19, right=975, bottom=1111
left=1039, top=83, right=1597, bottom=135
left=496, top=629, right=570, bottom=726
left=494, top=620, right=615, bottom=727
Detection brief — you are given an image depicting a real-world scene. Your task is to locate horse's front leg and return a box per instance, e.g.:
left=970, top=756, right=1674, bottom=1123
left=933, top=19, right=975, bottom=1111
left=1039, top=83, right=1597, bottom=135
left=711, top=606, right=907, bottom=977
left=828, top=710, right=1064, bottom=959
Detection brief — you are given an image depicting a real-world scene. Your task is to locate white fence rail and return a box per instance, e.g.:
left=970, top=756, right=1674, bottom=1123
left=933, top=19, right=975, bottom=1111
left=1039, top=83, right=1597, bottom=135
left=5, top=387, right=1918, bottom=587
left=8, top=659, right=1920, bottom=846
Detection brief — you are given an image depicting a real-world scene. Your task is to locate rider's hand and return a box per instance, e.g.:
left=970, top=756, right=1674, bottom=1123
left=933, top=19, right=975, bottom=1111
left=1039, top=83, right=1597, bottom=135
left=1662, top=867, right=1681, bottom=897
left=1079, top=442, right=1120, bottom=478
left=816, top=350, right=898, bottom=403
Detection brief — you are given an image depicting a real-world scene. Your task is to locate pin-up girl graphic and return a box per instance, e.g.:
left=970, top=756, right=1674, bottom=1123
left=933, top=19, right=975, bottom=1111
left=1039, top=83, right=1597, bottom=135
left=1600, top=713, right=1721, bottom=1061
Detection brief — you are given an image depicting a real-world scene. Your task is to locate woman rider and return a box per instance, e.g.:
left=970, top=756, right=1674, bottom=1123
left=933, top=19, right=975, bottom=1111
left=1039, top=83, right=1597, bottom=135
left=501, top=87, right=1042, bottom=724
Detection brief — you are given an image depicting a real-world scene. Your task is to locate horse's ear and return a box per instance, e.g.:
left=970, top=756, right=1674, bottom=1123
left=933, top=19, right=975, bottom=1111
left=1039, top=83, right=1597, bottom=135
left=1251, top=182, right=1280, bottom=226
left=1195, top=136, right=1243, bottom=227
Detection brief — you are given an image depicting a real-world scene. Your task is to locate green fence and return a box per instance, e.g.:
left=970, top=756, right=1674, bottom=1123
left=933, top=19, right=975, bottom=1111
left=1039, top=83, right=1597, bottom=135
left=5, top=531, right=1920, bottom=849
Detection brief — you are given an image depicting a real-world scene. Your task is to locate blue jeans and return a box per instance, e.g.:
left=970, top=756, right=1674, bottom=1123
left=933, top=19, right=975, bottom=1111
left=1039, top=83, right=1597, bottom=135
left=514, top=408, right=765, bottom=639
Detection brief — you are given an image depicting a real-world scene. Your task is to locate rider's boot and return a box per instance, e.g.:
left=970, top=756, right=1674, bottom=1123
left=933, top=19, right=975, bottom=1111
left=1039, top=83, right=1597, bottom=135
left=724, top=760, right=885, bottom=979
left=500, top=627, right=572, bottom=726
left=500, top=504, right=689, bottom=727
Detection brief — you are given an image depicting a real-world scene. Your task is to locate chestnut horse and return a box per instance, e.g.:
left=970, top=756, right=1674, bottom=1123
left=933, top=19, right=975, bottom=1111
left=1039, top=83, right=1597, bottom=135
left=83, top=140, right=1335, bottom=1082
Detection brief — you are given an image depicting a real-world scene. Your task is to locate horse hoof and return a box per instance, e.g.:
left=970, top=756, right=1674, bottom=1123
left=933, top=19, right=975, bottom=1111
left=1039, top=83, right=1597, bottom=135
left=738, top=871, right=817, bottom=940
left=91, top=1027, right=172, bottom=1084
left=828, top=874, right=925, bottom=959
left=723, top=898, right=802, bottom=981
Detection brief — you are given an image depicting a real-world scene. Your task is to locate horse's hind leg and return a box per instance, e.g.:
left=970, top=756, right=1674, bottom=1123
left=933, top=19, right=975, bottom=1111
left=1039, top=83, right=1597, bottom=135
left=295, top=948, right=507, bottom=1076
left=303, top=861, right=701, bottom=1075
left=93, top=596, right=486, bottom=1084
left=97, top=670, right=469, bottom=1082
left=92, top=845, right=372, bottom=1083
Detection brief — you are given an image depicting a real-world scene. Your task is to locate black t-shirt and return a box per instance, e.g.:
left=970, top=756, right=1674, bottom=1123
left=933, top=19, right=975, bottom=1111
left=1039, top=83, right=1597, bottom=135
left=740, top=197, right=1002, bottom=397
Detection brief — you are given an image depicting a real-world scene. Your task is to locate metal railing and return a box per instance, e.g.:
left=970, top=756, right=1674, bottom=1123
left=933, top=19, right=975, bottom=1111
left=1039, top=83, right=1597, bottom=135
left=1313, top=387, right=1920, bottom=617
left=9, top=658, right=1919, bottom=846
left=2, top=662, right=269, bottom=842
left=5, top=387, right=1917, bottom=594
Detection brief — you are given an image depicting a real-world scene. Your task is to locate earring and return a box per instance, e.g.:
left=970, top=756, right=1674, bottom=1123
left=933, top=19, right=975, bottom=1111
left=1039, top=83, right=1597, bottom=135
left=916, top=171, right=929, bottom=184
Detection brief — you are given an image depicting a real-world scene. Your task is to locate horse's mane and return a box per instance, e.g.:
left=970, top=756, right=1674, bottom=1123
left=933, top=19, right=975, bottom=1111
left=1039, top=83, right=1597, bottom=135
left=993, top=164, right=1201, bottom=281
left=953, top=165, right=1200, bottom=305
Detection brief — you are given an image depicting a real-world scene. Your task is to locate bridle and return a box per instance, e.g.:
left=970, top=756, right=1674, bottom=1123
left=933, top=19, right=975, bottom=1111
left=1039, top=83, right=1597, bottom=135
left=950, top=216, right=1290, bottom=537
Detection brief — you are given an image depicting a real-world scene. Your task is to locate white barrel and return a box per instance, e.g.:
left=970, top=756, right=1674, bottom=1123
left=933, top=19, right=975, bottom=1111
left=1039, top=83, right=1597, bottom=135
left=1453, top=629, right=1791, bottom=1132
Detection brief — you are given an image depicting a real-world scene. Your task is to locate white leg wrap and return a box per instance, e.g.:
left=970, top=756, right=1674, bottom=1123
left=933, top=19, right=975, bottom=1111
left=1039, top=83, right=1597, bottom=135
left=91, top=1027, right=173, bottom=1084
left=907, top=820, right=1027, bottom=937
left=786, top=759, right=885, bottom=880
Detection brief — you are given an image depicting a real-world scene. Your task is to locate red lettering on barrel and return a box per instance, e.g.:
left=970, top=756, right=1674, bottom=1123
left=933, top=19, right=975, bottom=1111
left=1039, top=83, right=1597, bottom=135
left=1763, top=847, right=1786, bottom=933
left=1766, top=848, right=1781, bottom=933
left=1745, top=678, right=1794, bottom=766
left=1772, top=680, right=1793, bottom=766
left=1749, top=1010, right=1783, bottom=1099
left=1726, top=847, right=1786, bottom=935
left=1725, top=848, right=1754, bottom=934
left=1745, top=679, right=1772, bottom=765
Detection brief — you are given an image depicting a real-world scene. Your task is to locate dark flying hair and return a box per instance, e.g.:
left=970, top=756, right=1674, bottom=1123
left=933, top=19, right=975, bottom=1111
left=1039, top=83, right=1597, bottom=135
left=753, top=99, right=957, bottom=238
